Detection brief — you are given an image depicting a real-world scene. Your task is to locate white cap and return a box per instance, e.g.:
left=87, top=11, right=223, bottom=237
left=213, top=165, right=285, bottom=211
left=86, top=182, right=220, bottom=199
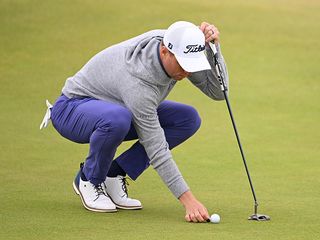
left=163, top=21, right=211, bottom=72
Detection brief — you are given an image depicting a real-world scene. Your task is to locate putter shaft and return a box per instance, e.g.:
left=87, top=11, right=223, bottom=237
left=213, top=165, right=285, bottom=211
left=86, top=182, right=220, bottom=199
left=223, top=90, right=258, bottom=215
left=209, top=42, right=259, bottom=216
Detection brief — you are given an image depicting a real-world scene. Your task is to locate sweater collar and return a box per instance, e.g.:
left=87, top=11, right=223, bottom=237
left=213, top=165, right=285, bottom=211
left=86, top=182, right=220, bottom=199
left=157, top=42, right=171, bottom=79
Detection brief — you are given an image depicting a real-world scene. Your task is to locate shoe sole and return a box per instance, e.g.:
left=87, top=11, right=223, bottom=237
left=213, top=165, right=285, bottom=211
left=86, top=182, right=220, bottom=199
left=114, top=204, right=143, bottom=210
left=107, top=195, right=143, bottom=210
left=72, top=181, right=117, bottom=213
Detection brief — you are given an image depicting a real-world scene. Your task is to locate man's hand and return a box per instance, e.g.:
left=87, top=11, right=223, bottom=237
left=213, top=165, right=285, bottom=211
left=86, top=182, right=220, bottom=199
left=199, top=22, right=220, bottom=43
left=179, top=190, right=210, bottom=223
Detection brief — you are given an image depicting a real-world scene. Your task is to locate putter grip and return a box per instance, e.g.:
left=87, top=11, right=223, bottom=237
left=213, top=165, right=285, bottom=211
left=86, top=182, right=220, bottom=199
left=209, top=42, right=218, bottom=54
left=208, top=42, right=228, bottom=91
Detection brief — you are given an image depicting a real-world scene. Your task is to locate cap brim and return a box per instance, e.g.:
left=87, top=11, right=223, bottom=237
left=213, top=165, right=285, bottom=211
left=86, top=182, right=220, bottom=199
left=175, top=54, right=211, bottom=73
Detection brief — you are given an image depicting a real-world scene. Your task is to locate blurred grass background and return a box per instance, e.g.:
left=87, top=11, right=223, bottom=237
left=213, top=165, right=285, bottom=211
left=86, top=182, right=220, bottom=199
left=1, top=0, right=319, bottom=239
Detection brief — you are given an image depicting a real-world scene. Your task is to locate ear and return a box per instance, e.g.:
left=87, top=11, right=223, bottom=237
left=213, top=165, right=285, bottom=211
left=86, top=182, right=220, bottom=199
left=160, top=45, right=169, bottom=56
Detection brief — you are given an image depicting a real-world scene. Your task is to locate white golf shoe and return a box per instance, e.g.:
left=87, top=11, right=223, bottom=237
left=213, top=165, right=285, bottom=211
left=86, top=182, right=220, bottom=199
left=104, top=176, right=142, bottom=210
left=73, top=165, right=117, bottom=213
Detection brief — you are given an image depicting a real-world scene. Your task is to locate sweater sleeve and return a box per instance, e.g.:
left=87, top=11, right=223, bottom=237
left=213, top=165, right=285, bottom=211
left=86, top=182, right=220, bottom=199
left=187, top=43, right=229, bottom=101
left=121, top=82, right=189, bottom=198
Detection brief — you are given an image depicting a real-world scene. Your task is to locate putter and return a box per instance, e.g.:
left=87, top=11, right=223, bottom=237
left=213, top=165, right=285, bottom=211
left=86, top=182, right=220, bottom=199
left=209, top=42, right=270, bottom=221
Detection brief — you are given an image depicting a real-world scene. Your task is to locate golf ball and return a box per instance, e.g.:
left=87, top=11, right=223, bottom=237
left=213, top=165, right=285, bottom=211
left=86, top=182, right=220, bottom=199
left=210, top=214, right=221, bottom=223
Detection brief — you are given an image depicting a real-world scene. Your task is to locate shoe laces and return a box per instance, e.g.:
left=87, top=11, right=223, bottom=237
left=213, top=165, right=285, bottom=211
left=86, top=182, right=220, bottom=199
left=93, top=183, right=107, bottom=201
left=120, top=177, right=129, bottom=197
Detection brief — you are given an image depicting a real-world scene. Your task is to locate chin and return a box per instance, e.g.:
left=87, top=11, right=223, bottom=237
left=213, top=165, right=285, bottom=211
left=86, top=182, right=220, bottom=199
left=174, top=76, right=185, bottom=81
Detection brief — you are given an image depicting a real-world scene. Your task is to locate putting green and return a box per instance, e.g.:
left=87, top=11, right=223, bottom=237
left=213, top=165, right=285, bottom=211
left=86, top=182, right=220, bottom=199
left=1, top=0, right=319, bottom=239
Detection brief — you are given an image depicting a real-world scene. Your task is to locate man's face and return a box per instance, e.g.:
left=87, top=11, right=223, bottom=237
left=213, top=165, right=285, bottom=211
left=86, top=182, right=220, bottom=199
left=160, top=46, right=190, bottom=81
left=166, top=53, right=191, bottom=80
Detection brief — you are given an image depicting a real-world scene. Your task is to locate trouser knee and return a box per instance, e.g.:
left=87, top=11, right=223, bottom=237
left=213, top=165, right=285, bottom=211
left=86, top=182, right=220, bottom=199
left=98, top=107, right=133, bottom=142
left=183, top=105, right=202, bottom=136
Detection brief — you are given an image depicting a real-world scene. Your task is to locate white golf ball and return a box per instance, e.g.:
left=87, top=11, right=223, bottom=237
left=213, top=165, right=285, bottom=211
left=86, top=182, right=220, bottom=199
left=210, top=213, right=221, bottom=223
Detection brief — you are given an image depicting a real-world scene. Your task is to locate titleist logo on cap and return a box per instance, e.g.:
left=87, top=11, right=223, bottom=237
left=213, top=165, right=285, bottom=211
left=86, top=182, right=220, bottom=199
left=183, top=44, right=205, bottom=54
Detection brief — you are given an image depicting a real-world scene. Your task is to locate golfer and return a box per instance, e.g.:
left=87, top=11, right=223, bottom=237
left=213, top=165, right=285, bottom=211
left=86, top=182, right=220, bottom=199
left=40, top=20, right=228, bottom=223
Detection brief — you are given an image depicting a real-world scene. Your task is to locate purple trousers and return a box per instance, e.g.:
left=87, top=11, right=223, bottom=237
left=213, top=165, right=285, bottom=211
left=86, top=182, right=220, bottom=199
left=51, top=95, right=201, bottom=184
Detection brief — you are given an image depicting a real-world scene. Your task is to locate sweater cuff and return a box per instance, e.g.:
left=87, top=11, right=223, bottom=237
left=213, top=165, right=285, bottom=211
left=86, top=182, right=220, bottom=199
left=168, top=177, right=190, bottom=199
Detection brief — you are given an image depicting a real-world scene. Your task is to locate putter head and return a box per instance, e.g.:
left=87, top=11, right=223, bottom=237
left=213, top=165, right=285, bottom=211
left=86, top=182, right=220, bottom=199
left=248, top=214, right=271, bottom=221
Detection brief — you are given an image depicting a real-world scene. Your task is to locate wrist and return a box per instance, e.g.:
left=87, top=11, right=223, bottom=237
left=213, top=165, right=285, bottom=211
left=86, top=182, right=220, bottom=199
left=178, top=190, right=195, bottom=206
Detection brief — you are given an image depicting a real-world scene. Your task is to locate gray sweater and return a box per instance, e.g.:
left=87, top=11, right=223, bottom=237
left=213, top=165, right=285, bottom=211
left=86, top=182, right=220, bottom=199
left=62, top=29, right=229, bottom=198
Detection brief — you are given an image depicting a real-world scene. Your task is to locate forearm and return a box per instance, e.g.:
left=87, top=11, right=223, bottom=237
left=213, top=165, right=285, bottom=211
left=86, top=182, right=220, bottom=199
left=150, top=151, right=190, bottom=198
left=188, top=43, right=229, bottom=100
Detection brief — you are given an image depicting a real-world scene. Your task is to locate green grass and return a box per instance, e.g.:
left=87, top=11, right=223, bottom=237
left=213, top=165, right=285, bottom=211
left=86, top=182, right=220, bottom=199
left=1, top=0, right=320, bottom=239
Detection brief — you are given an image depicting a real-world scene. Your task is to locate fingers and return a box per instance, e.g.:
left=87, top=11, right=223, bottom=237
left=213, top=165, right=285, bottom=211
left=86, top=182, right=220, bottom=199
left=199, top=206, right=210, bottom=222
left=185, top=212, right=206, bottom=223
left=185, top=208, right=210, bottom=223
left=199, top=21, right=220, bottom=43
